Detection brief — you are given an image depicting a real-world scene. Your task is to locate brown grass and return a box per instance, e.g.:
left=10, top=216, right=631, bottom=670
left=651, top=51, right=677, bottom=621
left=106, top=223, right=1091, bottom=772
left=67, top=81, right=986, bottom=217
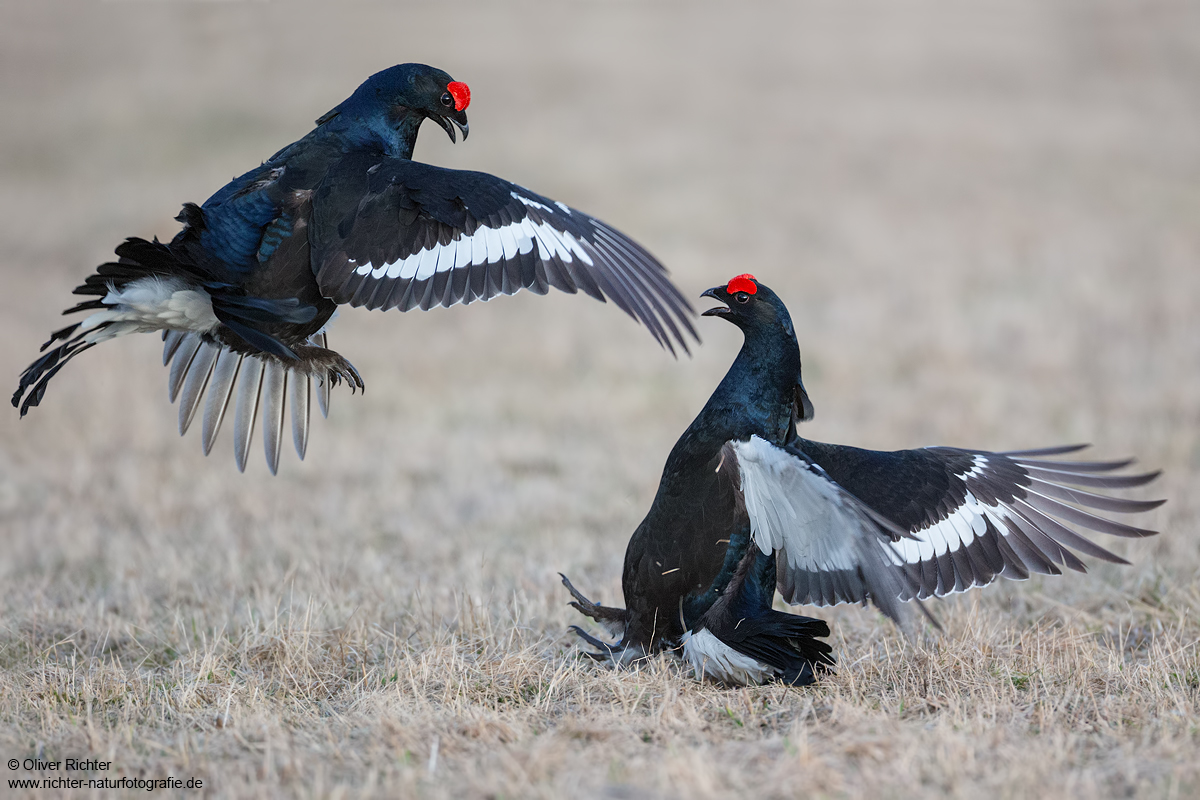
left=1, top=1, right=1197, bottom=797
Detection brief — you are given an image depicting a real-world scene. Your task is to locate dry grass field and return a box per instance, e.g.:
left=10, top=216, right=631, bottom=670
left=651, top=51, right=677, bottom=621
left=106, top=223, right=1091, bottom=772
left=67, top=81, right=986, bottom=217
left=1, top=1, right=1198, bottom=797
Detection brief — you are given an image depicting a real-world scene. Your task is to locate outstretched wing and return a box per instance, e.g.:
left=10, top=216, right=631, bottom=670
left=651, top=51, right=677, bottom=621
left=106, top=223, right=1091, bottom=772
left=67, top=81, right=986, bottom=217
left=738, top=436, right=1163, bottom=615
left=310, top=156, right=698, bottom=354
left=731, top=436, right=919, bottom=624
left=796, top=440, right=1162, bottom=600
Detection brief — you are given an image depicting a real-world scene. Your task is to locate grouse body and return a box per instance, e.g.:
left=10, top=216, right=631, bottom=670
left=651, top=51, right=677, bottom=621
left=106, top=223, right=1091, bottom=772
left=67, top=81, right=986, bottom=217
left=14, top=63, right=697, bottom=472
left=563, top=274, right=1163, bottom=686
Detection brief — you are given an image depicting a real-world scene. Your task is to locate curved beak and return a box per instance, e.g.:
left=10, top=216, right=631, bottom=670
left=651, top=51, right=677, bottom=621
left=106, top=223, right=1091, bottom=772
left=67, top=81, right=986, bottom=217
left=701, top=286, right=732, bottom=317
left=433, top=110, right=469, bottom=143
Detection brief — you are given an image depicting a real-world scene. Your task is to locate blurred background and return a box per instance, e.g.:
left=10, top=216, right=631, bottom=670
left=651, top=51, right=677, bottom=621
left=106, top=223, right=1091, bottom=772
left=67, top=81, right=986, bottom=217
left=3, top=0, right=1196, bottom=615
left=0, top=0, right=1196, bottom=788
left=4, top=0, right=1195, bottom=791
left=3, top=0, right=1197, bottom=616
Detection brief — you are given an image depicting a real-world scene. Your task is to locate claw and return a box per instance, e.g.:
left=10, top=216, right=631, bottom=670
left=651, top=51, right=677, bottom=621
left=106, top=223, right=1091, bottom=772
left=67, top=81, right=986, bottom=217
left=289, top=344, right=365, bottom=397
left=560, top=573, right=596, bottom=606
left=568, top=626, right=622, bottom=657
left=567, top=625, right=649, bottom=667
left=326, top=357, right=364, bottom=394
left=559, top=573, right=629, bottom=637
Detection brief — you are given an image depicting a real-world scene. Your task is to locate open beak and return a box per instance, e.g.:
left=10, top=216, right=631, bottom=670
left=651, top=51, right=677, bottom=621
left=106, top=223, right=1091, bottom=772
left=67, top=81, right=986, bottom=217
left=701, top=286, right=732, bottom=317
left=433, top=110, right=469, bottom=143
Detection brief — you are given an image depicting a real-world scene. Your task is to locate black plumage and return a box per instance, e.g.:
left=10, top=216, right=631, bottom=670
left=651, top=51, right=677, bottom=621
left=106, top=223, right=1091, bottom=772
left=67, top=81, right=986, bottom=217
left=563, top=274, right=1163, bottom=686
left=14, top=64, right=697, bottom=473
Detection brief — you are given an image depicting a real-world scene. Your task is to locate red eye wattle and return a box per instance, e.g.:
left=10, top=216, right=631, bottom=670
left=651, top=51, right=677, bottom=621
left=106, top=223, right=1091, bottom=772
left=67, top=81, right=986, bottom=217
left=725, top=274, right=757, bottom=295
left=447, top=81, right=470, bottom=111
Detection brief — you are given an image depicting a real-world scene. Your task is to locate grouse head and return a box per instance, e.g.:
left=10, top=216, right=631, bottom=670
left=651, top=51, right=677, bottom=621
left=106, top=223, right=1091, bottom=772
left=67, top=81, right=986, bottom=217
left=317, top=63, right=471, bottom=155
left=701, top=274, right=795, bottom=340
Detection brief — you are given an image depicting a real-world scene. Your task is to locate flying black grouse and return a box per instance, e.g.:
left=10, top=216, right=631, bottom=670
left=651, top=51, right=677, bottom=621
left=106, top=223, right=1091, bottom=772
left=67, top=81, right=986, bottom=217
left=13, top=63, right=697, bottom=472
left=563, top=274, right=1163, bottom=686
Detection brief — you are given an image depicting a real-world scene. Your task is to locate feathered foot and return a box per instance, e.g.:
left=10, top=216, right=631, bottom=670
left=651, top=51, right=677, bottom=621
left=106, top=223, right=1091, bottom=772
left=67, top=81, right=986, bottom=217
left=289, top=343, right=364, bottom=393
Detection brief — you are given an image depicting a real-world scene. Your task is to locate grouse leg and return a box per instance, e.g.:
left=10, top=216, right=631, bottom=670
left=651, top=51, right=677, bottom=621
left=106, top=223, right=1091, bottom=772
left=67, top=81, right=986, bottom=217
left=286, top=344, right=365, bottom=392
left=559, top=574, right=649, bottom=666
left=560, top=573, right=629, bottom=636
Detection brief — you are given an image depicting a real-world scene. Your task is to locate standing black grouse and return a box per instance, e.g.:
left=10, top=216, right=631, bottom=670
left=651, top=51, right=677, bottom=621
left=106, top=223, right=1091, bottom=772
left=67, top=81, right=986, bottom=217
left=562, top=274, right=1163, bottom=686
left=13, top=63, right=697, bottom=473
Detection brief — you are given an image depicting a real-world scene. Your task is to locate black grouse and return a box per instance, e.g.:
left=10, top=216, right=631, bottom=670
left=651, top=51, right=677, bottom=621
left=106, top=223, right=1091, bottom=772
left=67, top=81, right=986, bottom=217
left=13, top=63, right=697, bottom=473
left=562, top=274, right=1163, bottom=686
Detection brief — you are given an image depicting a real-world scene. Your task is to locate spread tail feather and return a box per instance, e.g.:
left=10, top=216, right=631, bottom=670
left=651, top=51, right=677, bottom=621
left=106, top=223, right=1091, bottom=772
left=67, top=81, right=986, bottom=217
left=13, top=324, right=97, bottom=416
left=12, top=316, right=147, bottom=416
left=14, top=237, right=216, bottom=417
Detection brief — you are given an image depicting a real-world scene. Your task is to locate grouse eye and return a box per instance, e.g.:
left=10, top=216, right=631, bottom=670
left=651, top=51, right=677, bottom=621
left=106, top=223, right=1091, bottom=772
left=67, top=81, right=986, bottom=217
left=735, top=292, right=750, bottom=304
left=440, top=91, right=454, bottom=108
